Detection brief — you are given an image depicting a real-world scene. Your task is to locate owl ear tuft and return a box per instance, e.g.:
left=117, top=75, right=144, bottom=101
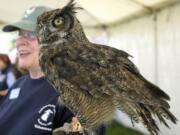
left=61, top=0, right=83, bottom=15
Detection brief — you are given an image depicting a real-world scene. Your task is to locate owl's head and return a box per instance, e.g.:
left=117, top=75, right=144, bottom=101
left=36, top=0, right=87, bottom=46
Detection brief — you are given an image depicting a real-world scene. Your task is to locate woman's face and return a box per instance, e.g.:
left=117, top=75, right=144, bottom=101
left=15, top=30, right=40, bottom=71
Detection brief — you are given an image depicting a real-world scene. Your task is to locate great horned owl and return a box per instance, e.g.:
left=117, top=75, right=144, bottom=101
left=36, top=0, right=177, bottom=135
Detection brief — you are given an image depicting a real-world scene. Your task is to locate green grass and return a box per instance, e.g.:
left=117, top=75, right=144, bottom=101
left=105, top=121, right=144, bottom=135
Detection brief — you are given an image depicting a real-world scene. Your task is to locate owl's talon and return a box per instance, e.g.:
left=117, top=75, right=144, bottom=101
left=71, top=117, right=83, bottom=132
left=53, top=123, right=71, bottom=135
left=53, top=117, right=83, bottom=135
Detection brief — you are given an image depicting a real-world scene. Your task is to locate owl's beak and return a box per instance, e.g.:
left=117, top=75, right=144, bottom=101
left=59, top=32, right=68, bottom=38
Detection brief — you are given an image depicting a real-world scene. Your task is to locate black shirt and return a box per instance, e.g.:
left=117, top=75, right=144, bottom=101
left=0, top=75, right=73, bottom=135
left=0, top=75, right=106, bottom=135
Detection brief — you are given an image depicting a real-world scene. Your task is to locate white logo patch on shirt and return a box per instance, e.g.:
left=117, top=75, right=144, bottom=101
left=9, top=88, right=21, bottom=99
left=34, top=104, right=56, bottom=131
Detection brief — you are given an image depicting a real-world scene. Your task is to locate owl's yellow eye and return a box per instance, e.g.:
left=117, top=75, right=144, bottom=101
left=53, top=18, right=62, bottom=27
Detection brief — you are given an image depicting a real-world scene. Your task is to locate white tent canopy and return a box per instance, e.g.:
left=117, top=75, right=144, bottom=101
left=0, top=1, right=180, bottom=135
left=0, top=0, right=179, bottom=28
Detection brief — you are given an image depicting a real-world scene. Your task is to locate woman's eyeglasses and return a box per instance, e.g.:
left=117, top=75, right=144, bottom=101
left=15, top=31, right=37, bottom=40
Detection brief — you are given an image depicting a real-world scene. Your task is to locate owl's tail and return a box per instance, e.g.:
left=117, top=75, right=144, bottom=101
left=139, top=103, right=177, bottom=135
left=115, top=100, right=177, bottom=135
left=151, top=105, right=177, bottom=127
left=115, top=101, right=159, bottom=135
left=138, top=104, right=159, bottom=135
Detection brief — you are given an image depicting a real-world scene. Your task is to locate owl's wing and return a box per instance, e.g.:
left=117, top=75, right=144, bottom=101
left=52, top=42, right=170, bottom=106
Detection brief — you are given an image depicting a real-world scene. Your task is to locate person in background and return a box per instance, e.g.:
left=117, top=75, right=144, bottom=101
left=0, top=6, right=105, bottom=135
left=0, top=53, right=16, bottom=96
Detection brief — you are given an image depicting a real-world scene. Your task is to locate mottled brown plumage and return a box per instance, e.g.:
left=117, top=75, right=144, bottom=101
left=36, top=0, right=177, bottom=134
